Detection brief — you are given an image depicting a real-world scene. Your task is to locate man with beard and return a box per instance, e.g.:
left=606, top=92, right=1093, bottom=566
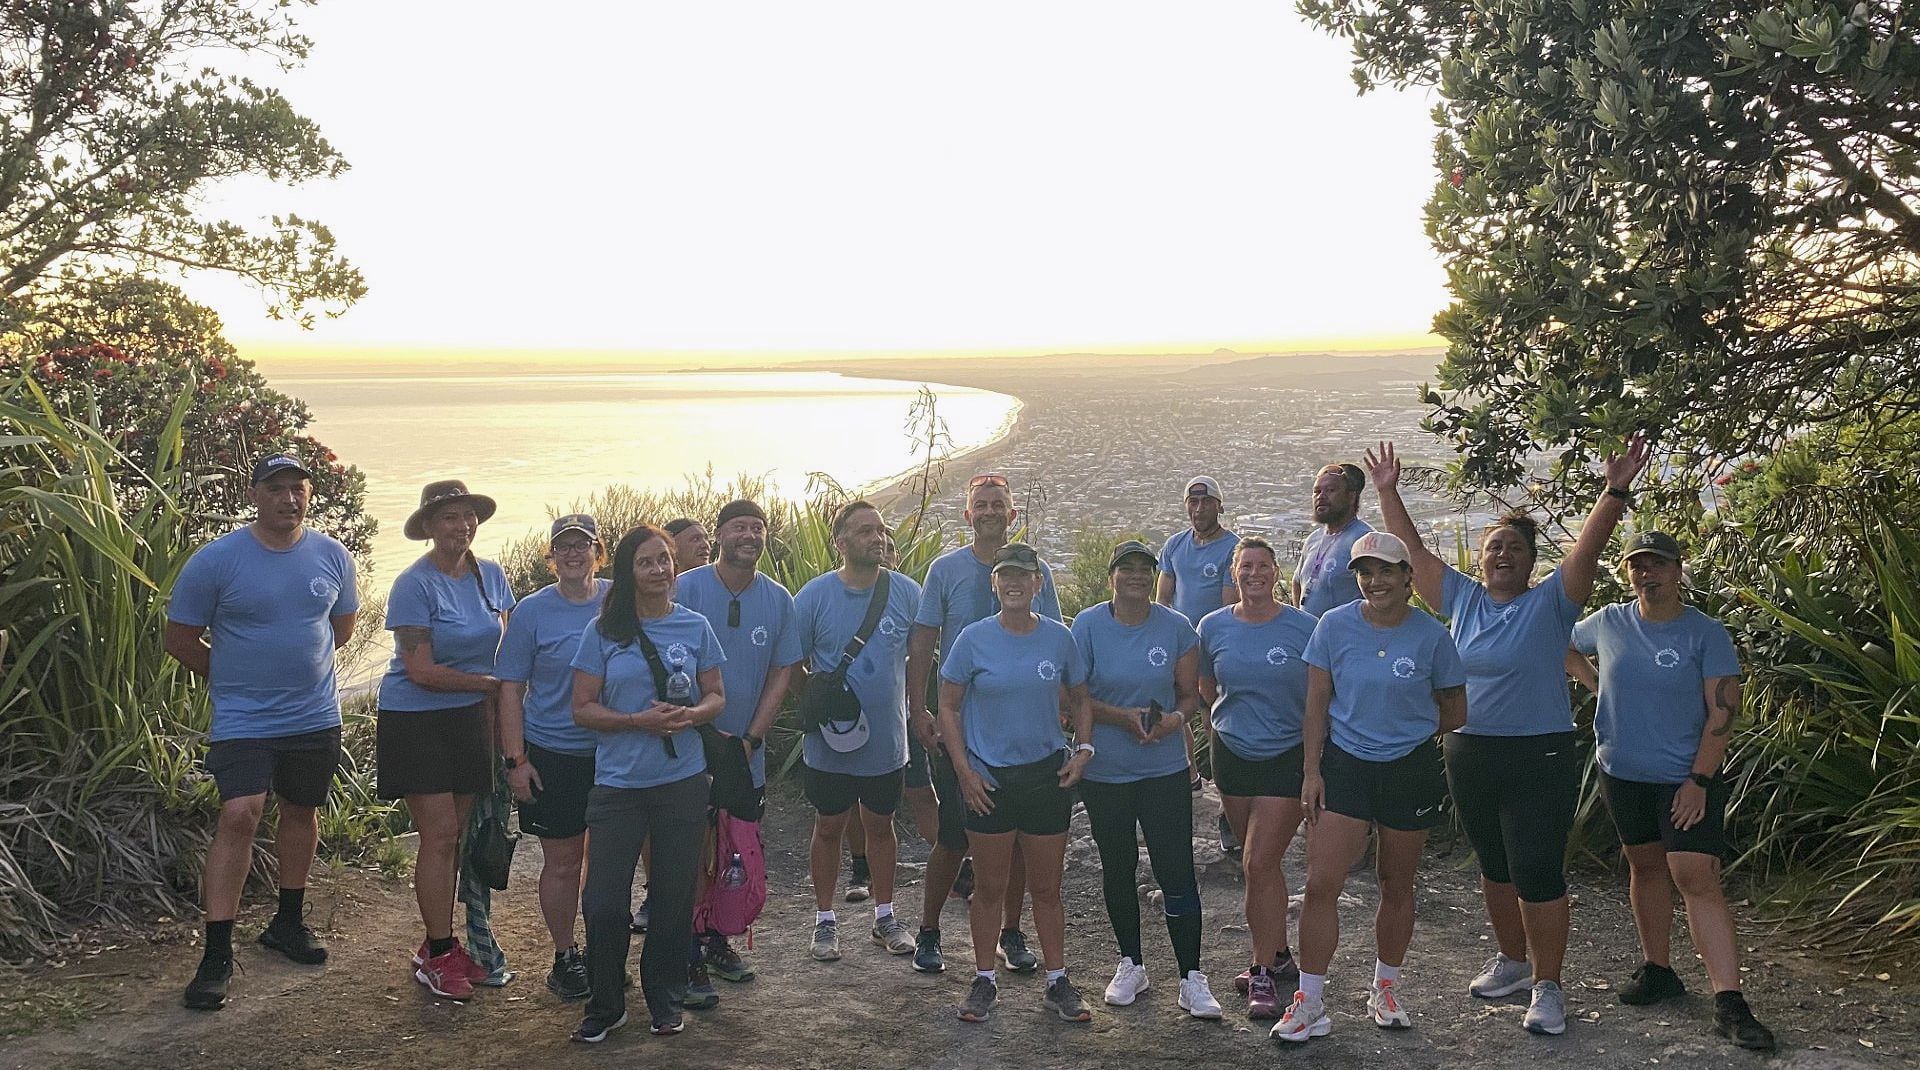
left=1293, top=464, right=1373, bottom=618
left=1157, top=476, right=1241, bottom=624
left=674, top=499, right=802, bottom=997
left=794, top=501, right=924, bottom=963
left=167, top=455, right=359, bottom=1010
left=904, top=474, right=1062, bottom=973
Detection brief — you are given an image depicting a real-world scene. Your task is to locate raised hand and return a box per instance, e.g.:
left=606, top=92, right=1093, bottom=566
left=1363, top=441, right=1401, bottom=493
left=1603, top=433, right=1652, bottom=492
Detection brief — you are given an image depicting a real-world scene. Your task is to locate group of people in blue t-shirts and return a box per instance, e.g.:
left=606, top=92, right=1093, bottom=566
left=163, top=436, right=1773, bottom=1053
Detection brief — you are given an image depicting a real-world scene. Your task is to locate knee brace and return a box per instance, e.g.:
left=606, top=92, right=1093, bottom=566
left=1161, top=888, right=1202, bottom=917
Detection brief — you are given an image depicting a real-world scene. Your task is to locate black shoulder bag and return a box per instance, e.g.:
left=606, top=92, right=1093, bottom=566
left=634, top=622, right=762, bottom=819
left=469, top=556, right=518, bottom=889
left=799, top=570, right=892, bottom=735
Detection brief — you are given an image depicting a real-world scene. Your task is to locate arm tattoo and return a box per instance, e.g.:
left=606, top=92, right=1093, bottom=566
left=394, top=626, right=431, bottom=655
left=1709, top=677, right=1739, bottom=736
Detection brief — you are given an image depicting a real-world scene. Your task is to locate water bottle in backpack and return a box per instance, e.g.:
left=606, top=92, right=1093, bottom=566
left=721, top=852, right=746, bottom=890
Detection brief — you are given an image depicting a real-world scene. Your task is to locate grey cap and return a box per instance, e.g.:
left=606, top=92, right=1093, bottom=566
left=1107, top=540, right=1158, bottom=571
left=1623, top=530, right=1684, bottom=562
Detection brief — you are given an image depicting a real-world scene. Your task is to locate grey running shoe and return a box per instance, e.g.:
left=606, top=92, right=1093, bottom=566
left=810, top=919, right=842, bottom=961
left=957, top=975, right=998, bottom=1022
left=682, top=960, right=719, bottom=1009
left=1525, top=980, right=1567, bottom=1035
left=997, top=929, right=1039, bottom=973
left=1044, top=975, right=1093, bottom=1022
left=1470, top=952, right=1532, bottom=998
left=872, top=915, right=915, bottom=955
left=703, top=934, right=754, bottom=983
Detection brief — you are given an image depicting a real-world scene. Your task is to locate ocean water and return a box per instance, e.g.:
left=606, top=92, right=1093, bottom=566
left=270, top=367, right=1020, bottom=580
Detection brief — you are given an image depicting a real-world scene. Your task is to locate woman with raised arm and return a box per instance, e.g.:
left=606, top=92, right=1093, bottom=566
left=1274, top=531, right=1467, bottom=1045
left=377, top=480, right=517, bottom=1002
left=1195, top=536, right=1319, bottom=1021
left=569, top=523, right=727, bottom=1042
left=1071, top=540, right=1220, bottom=1020
left=1363, top=437, right=1648, bottom=1037
left=940, top=543, right=1097, bottom=1026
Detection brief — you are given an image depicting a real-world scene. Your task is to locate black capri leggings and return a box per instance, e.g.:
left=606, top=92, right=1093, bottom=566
left=1078, top=770, right=1202, bottom=976
left=1443, top=731, right=1582, bottom=903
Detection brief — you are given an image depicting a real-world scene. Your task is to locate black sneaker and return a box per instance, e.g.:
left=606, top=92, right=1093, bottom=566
left=950, top=858, right=975, bottom=902
left=997, top=929, right=1039, bottom=973
left=1218, top=813, right=1242, bottom=858
left=1618, top=961, right=1686, bottom=1005
left=1713, top=991, right=1776, bottom=1052
left=570, top=1012, right=628, bottom=1043
left=546, top=947, right=591, bottom=1001
left=257, top=916, right=328, bottom=965
left=183, top=955, right=232, bottom=1010
left=913, top=927, right=945, bottom=973
left=845, top=856, right=872, bottom=903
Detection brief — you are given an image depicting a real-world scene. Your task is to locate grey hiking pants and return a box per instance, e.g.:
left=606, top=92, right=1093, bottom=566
left=581, top=773, right=709, bottom=1025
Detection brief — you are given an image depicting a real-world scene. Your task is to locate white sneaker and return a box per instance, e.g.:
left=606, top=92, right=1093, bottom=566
left=1524, top=980, right=1567, bottom=1035
left=1369, top=978, right=1412, bottom=1028
left=1469, top=952, right=1531, bottom=998
left=1104, top=958, right=1149, bottom=1006
left=1178, top=971, right=1223, bottom=1019
left=1270, top=991, right=1331, bottom=1042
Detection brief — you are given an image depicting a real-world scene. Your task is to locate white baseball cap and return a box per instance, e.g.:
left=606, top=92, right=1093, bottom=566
left=1347, top=530, right=1411, bottom=568
left=1183, top=475, right=1223, bottom=501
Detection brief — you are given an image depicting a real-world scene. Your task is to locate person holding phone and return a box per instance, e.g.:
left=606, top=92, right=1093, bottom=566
left=1072, top=540, right=1220, bottom=1019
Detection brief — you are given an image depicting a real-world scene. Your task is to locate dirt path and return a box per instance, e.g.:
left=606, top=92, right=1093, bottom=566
left=3, top=786, right=1913, bottom=1070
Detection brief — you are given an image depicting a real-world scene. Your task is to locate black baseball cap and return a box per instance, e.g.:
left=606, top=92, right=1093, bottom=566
left=1623, top=530, right=1684, bottom=563
left=991, top=542, right=1043, bottom=574
left=250, top=454, right=311, bottom=484
left=1107, top=540, right=1158, bottom=571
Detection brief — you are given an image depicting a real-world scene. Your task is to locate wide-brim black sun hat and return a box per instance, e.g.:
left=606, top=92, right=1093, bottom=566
left=404, top=479, right=498, bottom=541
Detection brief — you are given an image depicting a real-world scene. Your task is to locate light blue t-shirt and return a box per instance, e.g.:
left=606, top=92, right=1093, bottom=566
left=1160, top=527, right=1240, bottom=624
left=1295, top=519, right=1374, bottom=617
left=1071, top=602, right=1200, bottom=784
left=168, top=527, right=359, bottom=742
left=1304, top=602, right=1466, bottom=762
left=914, top=545, right=1063, bottom=661
left=1442, top=567, right=1583, bottom=737
left=1197, top=604, right=1319, bottom=761
left=378, top=555, right=517, bottom=712
left=1572, top=602, right=1741, bottom=784
left=570, top=605, right=725, bottom=789
left=676, top=564, right=804, bottom=786
left=494, top=580, right=609, bottom=756
left=941, top=615, right=1086, bottom=787
left=794, top=570, right=923, bottom=777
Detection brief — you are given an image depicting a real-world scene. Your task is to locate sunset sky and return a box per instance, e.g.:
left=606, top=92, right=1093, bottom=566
left=196, top=1, right=1450, bottom=360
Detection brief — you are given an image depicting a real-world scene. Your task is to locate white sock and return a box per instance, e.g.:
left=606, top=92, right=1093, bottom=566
left=1300, top=971, right=1326, bottom=1001
left=1375, top=960, right=1401, bottom=985
left=874, top=902, right=893, bottom=920
left=816, top=909, right=836, bottom=924
left=977, top=969, right=997, bottom=983
left=1046, top=968, right=1067, bottom=983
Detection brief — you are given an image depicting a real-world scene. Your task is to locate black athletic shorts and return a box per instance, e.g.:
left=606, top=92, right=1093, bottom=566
left=1213, top=741, right=1305, bottom=800
left=1600, top=771, right=1729, bottom=857
left=902, top=739, right=971, bottom=850
left=376, top=703, right=492, bottom=800
left=965, top=754, right=1074, bottom=837
left=517, top=742, right=595, bottom=839
left=802, top=762, right=906, bottom=817
left=205, top=726, right=342, bottom=806
left=1319, top=739, right=1448, bottom=832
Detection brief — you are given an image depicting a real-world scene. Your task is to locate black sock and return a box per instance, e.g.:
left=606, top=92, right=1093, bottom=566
left=428, top=935, right=456, bottom=958
left=204, top=919, right=234, bottom=960
left=275, top=886, right=305, bottom=922
left=1714, top=990, right=1748, bottom=1010
left=1001, top=927, right=1020, bottom=939
left=1167, top=910, right=1203, bottom=976
left=919, top=926, right=939, bottom=937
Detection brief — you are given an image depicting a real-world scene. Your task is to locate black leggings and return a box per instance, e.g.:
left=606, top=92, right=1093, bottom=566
left=1079, top=771, right=1202, bottom=975
left=1443, top=731, right=1582, bottom=903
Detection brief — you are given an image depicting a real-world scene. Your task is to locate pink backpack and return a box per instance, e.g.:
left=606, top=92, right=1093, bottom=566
left=695, top=811, right=767, bottom=944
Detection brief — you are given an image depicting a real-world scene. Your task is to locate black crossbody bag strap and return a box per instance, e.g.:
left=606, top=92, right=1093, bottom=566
left=631, top=622, right=682, bottom=758
left=833, top=569, right=892, bottom=674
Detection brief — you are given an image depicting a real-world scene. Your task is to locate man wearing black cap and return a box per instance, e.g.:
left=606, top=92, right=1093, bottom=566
left=165, top=455, right=359, bottom=1010
left=674, top=499, right=803, bottom=987
left=1293, top=463, right=1373, bottom=617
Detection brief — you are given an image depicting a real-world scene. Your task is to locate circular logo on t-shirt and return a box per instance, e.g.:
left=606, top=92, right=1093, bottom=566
left=1498, top=604, right=1519, bottom=624
left=1202, top=562, right=1220, bottom=579
left=1265, top=646, right=1292, bottom=666
left=1392, top=656, right=1417, bottom=679
left=750, top=625, right=770, bottom=647
left=667, top=642, right=692, bottom=663
left=1147, top=646, right=1169, bottom=668
left=1654, top=647, right=1682, bottom=669
left=308, top=577, right=336, bottom=599
left=877, top=615, right=902, bottom=638
left=1036, top=660, right=1060, bottom=681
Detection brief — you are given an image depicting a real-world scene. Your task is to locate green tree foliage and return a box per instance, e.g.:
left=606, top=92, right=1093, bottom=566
left=0, top=0, right=364, bottom=331
left=1299, top=0, right=1920, bottom=518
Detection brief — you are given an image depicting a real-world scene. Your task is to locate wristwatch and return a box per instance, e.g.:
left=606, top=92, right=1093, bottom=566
left=744, top=733, right=764, bottom=752
left=1606, top=486, right=1633, bottom=502
left=1073, top=742, right=1096, bottom=759
left=502, top=754, right=523, bottom=770
left=1688, top=772, right=1713, bottom=789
